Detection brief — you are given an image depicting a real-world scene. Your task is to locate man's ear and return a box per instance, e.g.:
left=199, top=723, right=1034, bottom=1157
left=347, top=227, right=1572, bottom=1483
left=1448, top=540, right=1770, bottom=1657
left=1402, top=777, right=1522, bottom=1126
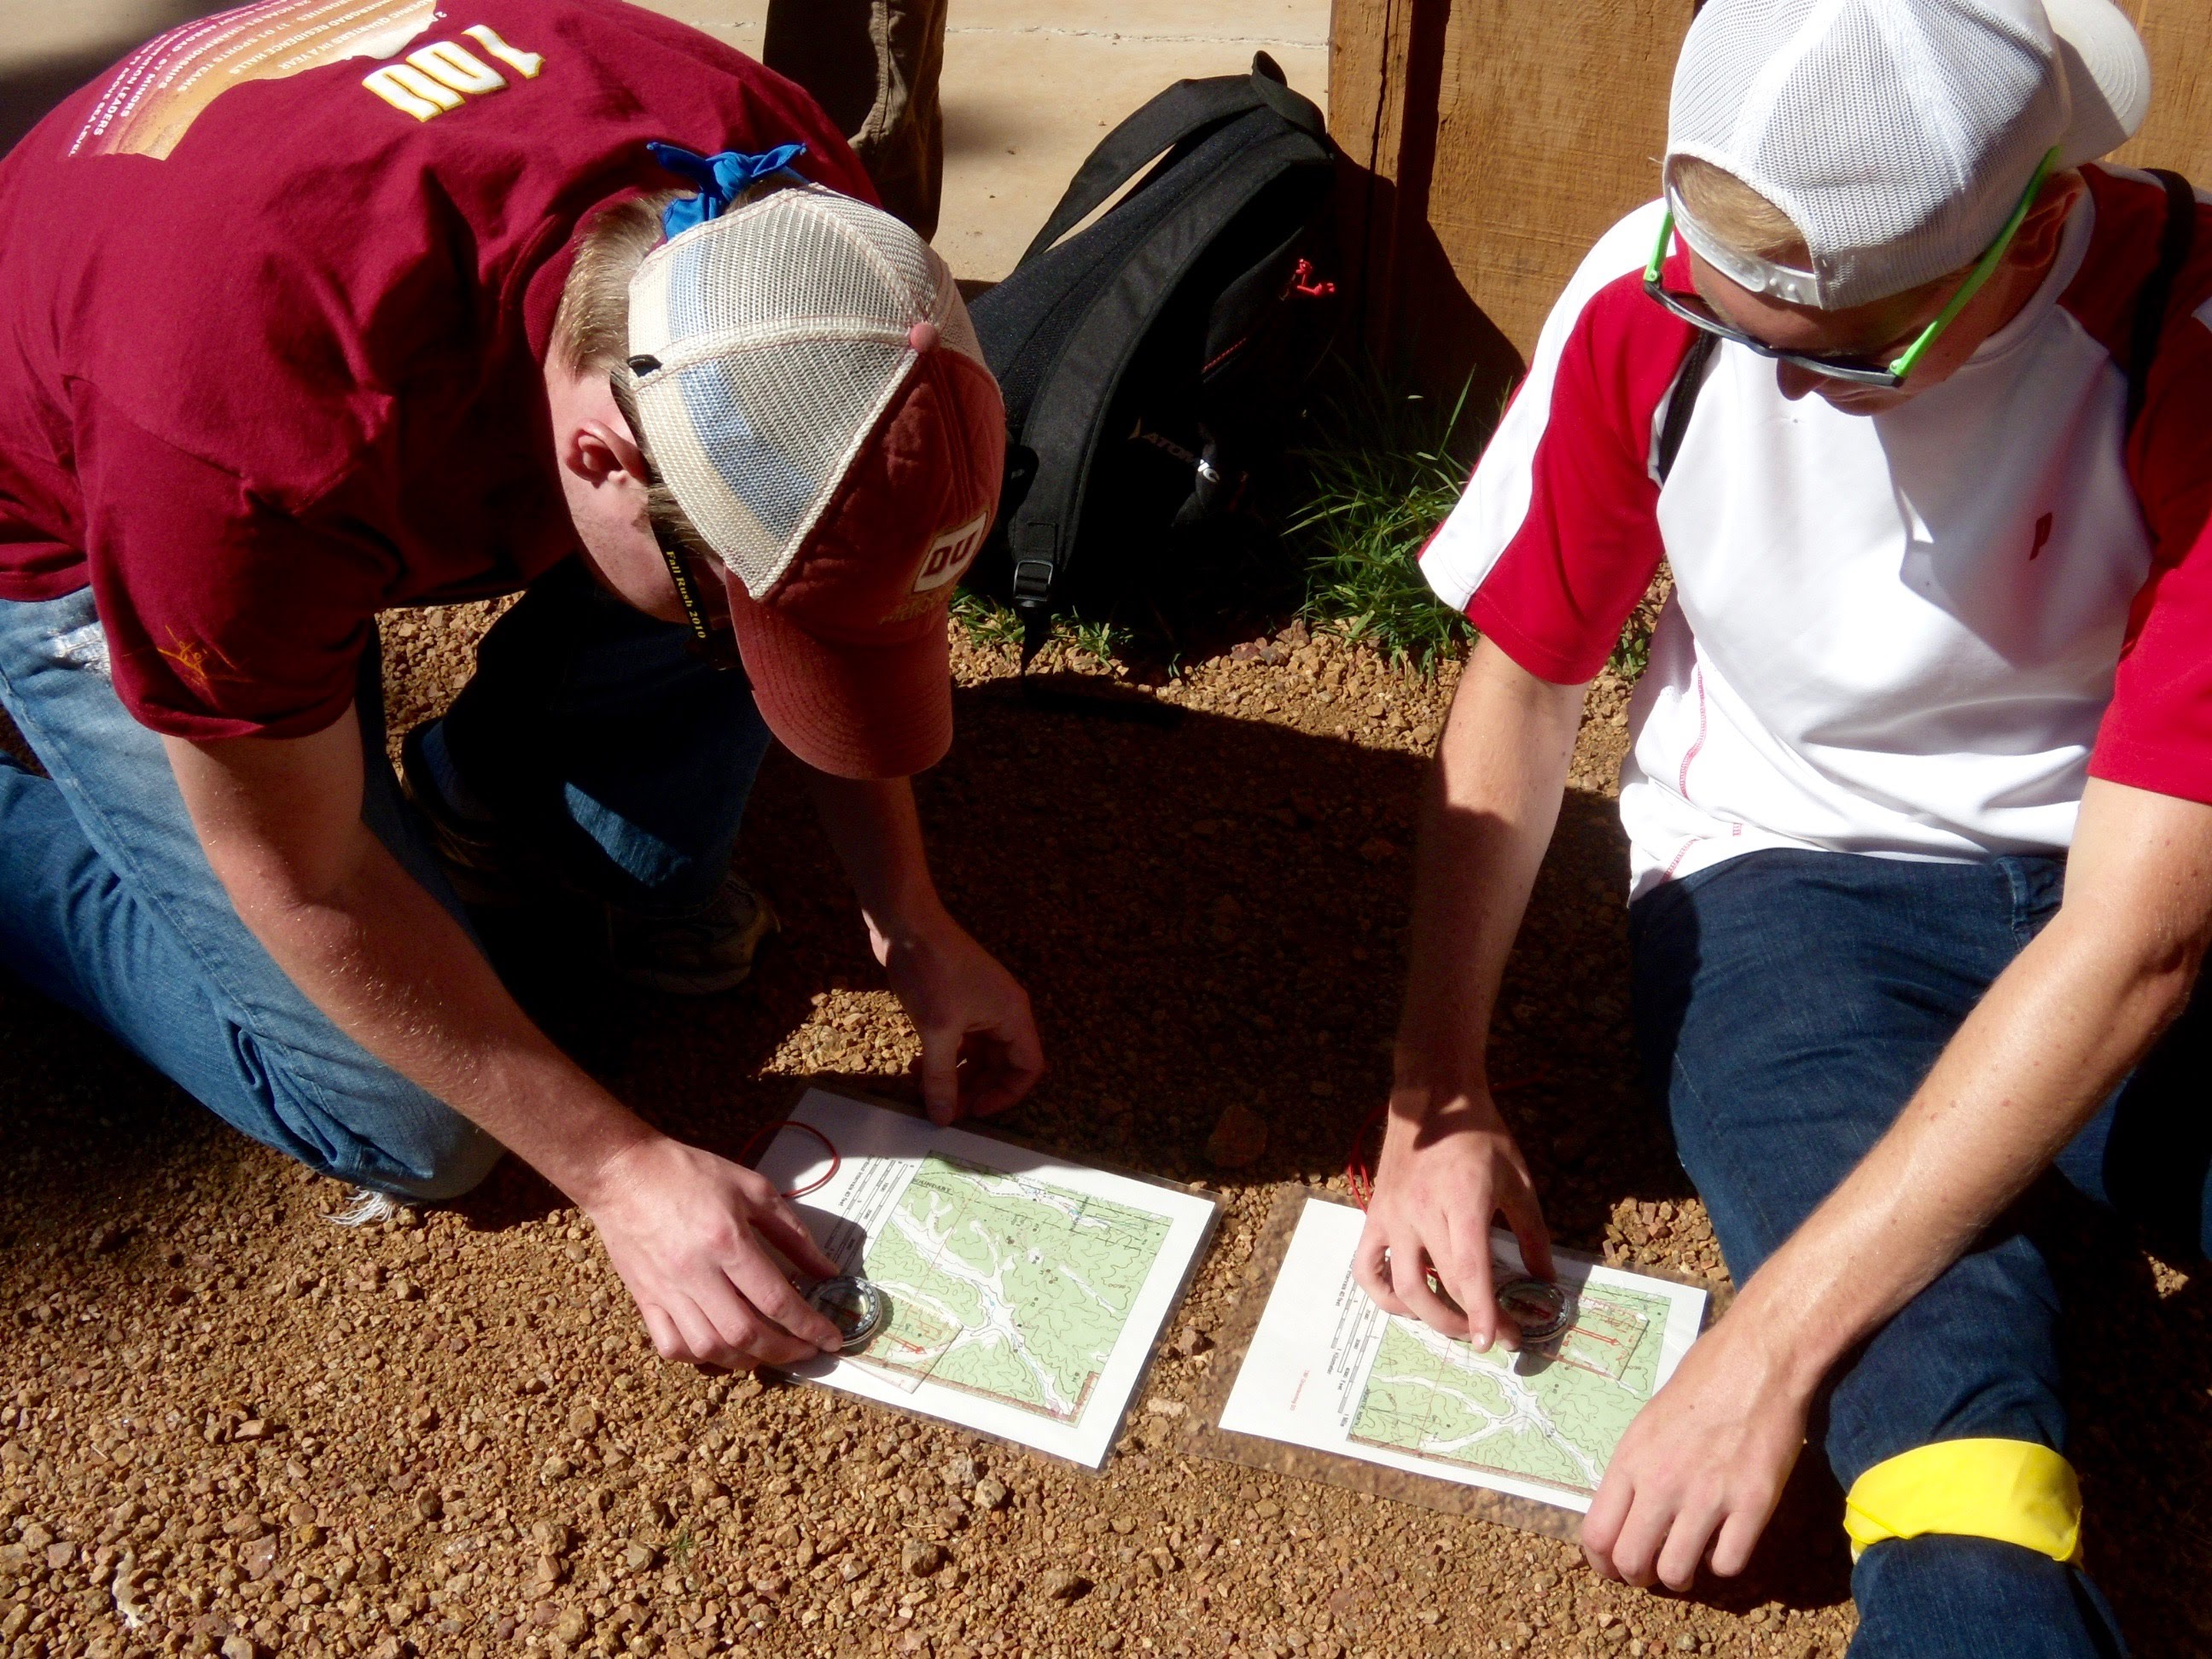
left=561, top=414, right=648, bottom=492
left=2007, top=170, right=2087, bottom=271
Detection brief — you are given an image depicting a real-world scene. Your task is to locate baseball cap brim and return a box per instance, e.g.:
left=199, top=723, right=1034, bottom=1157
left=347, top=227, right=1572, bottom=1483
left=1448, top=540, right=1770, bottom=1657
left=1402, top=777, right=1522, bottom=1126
left=723, top=573, right=953, bottom=780
left=2046, top=0, right=2151, bottom=167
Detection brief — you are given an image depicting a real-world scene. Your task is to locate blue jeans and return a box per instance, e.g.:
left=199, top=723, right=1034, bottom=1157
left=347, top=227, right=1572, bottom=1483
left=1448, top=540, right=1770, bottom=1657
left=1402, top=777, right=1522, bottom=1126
left=0, top=562, right=772, bottom=1197
left=1632, top=850, right=2212, bottom=1658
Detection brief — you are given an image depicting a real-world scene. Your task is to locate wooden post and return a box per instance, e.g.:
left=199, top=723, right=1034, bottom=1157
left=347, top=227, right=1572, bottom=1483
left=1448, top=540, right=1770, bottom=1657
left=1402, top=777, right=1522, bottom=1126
left=1333, top=0, right=2212, bottom=391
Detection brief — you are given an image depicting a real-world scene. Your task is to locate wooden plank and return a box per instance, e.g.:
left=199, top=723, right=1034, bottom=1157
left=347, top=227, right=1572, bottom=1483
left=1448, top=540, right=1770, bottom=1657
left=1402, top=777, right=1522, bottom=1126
left=1423, top=0, right=1691, bottom=357
left=2114, top=0, right=2212, bottom=183
left=1332, top=0, right=2212, bottom=391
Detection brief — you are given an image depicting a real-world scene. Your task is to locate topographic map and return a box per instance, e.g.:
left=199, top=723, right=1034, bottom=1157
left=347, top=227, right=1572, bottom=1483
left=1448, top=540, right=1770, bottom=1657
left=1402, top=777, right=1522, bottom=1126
left=1348, top=1281, right=1673, bottom=1497
left=1217, top=1198, right=1705, bottom=1515
left=851, top=1155, right=1174, bottom=1421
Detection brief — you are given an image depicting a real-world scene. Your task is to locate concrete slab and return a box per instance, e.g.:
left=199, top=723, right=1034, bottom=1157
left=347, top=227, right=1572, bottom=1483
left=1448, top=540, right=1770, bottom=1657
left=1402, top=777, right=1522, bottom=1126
left=643, top=2, right=1328, bottom=282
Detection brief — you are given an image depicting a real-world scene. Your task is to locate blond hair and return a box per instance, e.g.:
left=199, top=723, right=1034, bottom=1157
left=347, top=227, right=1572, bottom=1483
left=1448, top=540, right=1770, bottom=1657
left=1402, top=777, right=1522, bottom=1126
left=1668, top=156, right=1810, bottom=266
left=549, top=190, right=715, bottom=562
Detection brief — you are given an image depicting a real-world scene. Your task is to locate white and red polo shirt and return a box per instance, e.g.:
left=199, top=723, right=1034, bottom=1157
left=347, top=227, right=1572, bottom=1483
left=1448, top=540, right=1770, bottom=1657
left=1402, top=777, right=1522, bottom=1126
left=1421, top=164, right=2212, bottom=898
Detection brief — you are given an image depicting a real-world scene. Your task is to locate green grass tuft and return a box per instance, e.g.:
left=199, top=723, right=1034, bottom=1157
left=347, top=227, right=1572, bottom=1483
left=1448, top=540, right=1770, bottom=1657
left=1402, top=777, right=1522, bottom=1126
left=949, top=590, right=1132, bottom=667
left=1287, top=370, right=1501, bottom=674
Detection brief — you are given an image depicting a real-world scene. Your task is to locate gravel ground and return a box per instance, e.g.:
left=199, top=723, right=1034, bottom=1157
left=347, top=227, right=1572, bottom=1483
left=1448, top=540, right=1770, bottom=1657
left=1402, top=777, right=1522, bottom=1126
left=3, top=603, right=2208, bottom=1659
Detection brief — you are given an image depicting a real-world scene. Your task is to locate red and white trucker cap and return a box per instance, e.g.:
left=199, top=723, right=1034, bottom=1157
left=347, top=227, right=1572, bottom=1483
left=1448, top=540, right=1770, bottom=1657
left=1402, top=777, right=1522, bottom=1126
left=626, top=183, right=1004, bottom=778
left=1666, top=0, right=2151, bottom=310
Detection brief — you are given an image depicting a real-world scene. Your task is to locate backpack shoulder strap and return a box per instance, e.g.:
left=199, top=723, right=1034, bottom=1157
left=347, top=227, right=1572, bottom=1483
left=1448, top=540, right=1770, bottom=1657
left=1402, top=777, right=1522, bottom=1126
left=1007, top=122, right=1332, bottom=659
left=2125, top=169, right=2197, bottom=431
left=1655, top=329, right=1720, bottom=486
left=1016, top=55, right=1325, bottom=269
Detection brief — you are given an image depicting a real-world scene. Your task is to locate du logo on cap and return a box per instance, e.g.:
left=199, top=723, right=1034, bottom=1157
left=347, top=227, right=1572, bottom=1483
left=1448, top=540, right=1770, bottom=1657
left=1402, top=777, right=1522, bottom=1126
left=912, top=512, right=989, bottom=595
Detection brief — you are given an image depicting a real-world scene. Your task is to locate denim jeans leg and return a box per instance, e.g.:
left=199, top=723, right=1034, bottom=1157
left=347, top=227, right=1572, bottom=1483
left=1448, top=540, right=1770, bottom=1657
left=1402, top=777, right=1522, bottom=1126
left=1630, top=850, right=2125, bottom=1659
left=0, top=589, right=501, bottom=1200
left=434, top=559, right=777, bottom=916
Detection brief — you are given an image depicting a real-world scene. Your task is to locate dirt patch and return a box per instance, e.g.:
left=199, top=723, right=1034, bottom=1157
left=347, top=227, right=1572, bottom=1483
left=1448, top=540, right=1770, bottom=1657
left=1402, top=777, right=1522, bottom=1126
left=3, top=608, right=2207, bottom=1659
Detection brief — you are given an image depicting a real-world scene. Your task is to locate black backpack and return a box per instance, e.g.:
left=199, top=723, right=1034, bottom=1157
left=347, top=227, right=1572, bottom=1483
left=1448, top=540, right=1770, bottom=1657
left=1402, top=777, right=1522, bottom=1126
left=968, top=54, right=1341, bottom=658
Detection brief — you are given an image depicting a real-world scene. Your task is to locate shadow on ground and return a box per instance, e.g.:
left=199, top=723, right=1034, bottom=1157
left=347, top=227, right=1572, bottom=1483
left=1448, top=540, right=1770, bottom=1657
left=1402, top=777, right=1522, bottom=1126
left=4, top=672, right=2210, bottom=1646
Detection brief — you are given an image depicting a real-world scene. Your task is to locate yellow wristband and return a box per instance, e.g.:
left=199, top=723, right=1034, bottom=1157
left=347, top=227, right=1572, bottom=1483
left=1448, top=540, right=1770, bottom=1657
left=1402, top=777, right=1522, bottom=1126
left=1843, top=1438, right=2081, bottom=1565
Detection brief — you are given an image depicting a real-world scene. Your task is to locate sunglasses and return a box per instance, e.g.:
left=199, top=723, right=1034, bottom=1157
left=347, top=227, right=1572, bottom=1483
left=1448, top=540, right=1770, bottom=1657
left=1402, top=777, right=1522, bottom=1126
left=1642, top=148, right=2057, bottom=388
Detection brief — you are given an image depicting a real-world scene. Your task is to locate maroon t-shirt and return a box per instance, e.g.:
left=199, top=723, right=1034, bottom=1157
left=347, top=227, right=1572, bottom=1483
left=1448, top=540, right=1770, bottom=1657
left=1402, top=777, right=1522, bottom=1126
left=0, top=0, right=872, bottom=738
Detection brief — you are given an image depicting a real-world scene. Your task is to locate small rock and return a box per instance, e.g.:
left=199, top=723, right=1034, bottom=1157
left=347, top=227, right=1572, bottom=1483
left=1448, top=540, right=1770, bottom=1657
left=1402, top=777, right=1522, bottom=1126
left=972, top=1477, right=1009, bottom=1511
left=1171, top=1326, right=1211, bottom=1359
left=1039, top=1566, right=1090, bottom=1602
left=623, top=1542, right=658, bottom=1574
left=942, top=1453, right=980, bottom=1489
left=221, top=1638, right=259, bottom=1659
left=1203, top=1101, right=1269, bottom=1169
left=567, top=1406, right=600, bottom=1439
left=552, top=1607, right=591, bottom=1644
left=901, top=1540, right=946, bottom=1578
left=542, top=1455, right=573, bottom=1481
left=414, top=1493, right=443, bottom=1522
left=241, top=1535, right=279, bottom=1580
left=1142, top=1398, right=1186, bottom=1417
left=231, top=1419, right=271, bottom=1441
left=88, top=1221, right=128, bottom=1255
left=44, top=1540, right=74, bottom=1570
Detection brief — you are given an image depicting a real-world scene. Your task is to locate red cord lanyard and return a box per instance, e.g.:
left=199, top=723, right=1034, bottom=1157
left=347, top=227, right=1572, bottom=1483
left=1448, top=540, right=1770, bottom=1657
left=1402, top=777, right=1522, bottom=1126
left=737, top=1120, right=841, bottom=1199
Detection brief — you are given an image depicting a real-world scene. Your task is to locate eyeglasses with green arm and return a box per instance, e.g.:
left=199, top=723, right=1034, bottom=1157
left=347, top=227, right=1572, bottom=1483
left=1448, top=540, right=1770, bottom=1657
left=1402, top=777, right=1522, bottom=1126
left=1641, top=147, right=2058, bottom=388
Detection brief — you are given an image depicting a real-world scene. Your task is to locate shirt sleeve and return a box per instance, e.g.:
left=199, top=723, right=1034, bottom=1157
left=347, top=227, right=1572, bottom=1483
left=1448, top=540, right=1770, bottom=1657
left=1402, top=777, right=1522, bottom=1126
left=1418, top=202, right=1697, bottom=685
left=76, top=387, right=393, bottom=741
left=2089, top=294, right=2212, bottom=803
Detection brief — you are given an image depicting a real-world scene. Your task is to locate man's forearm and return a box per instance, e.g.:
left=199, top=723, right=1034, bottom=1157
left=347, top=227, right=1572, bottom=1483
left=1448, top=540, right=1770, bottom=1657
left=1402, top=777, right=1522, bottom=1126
left=222, top=829, right=653, bottom=1201
left=1728, top=780, right=2212, bottom=1391
left=1395, top=638, right=1586, bottom=1090
left=803, top=771, right=949, bottom=947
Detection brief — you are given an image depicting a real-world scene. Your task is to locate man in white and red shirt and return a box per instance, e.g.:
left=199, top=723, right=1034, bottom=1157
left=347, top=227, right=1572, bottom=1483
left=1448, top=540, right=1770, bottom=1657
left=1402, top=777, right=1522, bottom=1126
left=1359, top=0, right=2212, bottom=1648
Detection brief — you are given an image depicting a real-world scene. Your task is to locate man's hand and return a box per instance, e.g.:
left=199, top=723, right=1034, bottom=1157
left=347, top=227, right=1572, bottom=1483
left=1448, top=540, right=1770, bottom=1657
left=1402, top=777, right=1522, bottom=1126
left=582, top=1134, right=848, bottom=1369
left=1353, top=1086, right=1555, bottom=1351
left=876, top=914, right=1045, bottom=1125
left=1580, top=1313, right=1806, bottom=1590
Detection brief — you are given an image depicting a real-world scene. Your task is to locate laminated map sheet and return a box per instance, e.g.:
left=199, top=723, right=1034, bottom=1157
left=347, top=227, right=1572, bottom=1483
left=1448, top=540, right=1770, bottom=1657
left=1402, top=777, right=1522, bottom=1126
left=755, top=1088, right=1219, bottom=1468
left=1214, top=1194, right=1707, bottom=1516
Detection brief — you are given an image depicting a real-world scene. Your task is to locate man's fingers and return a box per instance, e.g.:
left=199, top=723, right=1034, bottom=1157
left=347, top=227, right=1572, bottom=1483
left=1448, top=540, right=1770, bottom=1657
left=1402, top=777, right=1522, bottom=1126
left=638, top=1302, right=686, bottom=1365
left=1708, top=1493, right=1777, bottom=1579
left=1499, top=1174, right=1557, bottom=1284
left=1604, top=1489, right=1673, bottom=1588
left=1655, top=1496, right=1726, bottom=1592
left=917, top=1027, right=963, bottom=1125
left=726, top=1252, right=844, bottom=1355
left=751, top=1198, right=841, bottom=1282
left=663, top=1295, right=740, bottom=1371
left=1441, top=1238, right=1510, bottom=1352
left=1580, top=1466, right=1633, bottom=1579
left=1390, top=1239, right=1471, bottom=1337
left=963, top=1019, right=1045, bottom=1117
left=1352, top=1225, right=1410, bottom=1315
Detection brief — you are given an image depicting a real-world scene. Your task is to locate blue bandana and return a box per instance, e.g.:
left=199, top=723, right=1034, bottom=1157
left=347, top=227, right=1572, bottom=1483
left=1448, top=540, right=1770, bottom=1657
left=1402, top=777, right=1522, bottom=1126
left=645, top=141, right=810, bottom=239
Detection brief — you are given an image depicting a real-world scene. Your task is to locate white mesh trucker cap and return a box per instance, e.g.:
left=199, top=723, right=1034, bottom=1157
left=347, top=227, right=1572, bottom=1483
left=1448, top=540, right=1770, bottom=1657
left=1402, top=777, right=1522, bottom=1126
left=1666, top=0, right=2151, bottom=309
left=625, top=182, right=1004, bottom=778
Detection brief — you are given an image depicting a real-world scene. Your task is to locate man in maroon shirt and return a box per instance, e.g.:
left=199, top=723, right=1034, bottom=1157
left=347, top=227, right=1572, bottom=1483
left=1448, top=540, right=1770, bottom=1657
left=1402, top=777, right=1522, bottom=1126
left=0, top=0, right=1040, bottom=1372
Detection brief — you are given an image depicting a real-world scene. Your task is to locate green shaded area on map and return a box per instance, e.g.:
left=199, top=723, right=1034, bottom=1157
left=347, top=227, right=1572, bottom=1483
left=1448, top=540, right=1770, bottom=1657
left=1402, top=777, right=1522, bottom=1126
left=1348, top=1281, right=1673, bottom=1496
left=855, top=1155, right=1173, bottom=1423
